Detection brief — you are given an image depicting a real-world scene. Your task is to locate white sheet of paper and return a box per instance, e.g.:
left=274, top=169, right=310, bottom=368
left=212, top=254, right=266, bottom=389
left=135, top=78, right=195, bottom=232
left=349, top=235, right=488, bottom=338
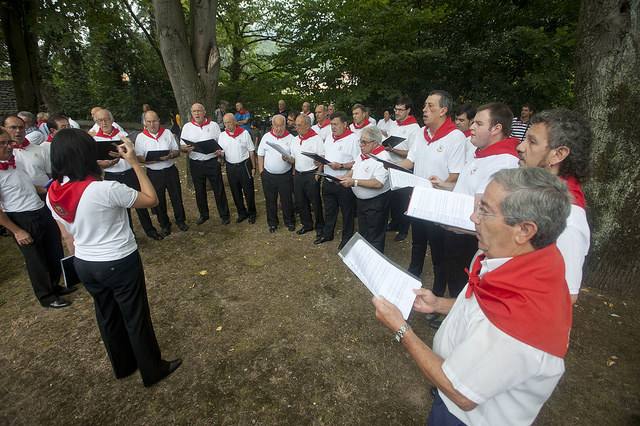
left=406, top=186, right=476, bottom=231
left=266, top=140, right=289, bottom=156
left=339, top=233, right=421, bottom=319
left=389, top=168, right=433, bottom=190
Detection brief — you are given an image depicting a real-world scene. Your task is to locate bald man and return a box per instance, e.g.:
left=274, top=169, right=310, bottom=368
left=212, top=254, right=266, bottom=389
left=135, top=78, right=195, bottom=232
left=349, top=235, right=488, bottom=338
left=311, top=104, right=332, bottom=142
left=301, top=102, right=315, bottom=125
left=218, top=113, right=257, bottom=223
left=89, top=106, right=125, bottom=135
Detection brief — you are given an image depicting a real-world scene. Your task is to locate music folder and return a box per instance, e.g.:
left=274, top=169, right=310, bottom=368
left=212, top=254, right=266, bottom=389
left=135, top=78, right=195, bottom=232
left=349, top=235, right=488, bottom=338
left=145, top=150, right=170, bottom=161
left=381, top=135, right=405, bottom=148
left=366, top=153, right=412, bottom=173
left=96, top=141, right=120, bottom=160
left=314, top=172, right=342, bottom=183
left=60, top=255, right=81, bottom=288
left=182, top=138, right=221, bottom=154
left=301, top=151, right=331, bottom=165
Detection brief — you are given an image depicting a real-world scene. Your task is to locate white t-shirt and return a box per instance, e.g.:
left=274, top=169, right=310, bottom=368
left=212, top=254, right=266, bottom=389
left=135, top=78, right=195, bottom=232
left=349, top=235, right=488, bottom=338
left=463, top=135, right=476, bottom=165
left=13, top=143, right=50, bottom=186
left=323, top=131, right=361, bottom=178
left=90, top=121, right=125, bottom=134
left=0, top=167, right=44, bottom=212
left=556, top=205, right=590, bottom=295
left=387, top=120, right=421, bottom=162
left=290, top=130, right=324, bottom=172
left=218, top=128, right=255, bottom=164
left=349, top=121, right=374, bottom=138
left=376, top=118, right=393, bottom=136
left=351, top=150, right=390, bottom=199
left=257, top=132, right=293, bottom=174
left=47, top=180, right=138, bottom=262
left=311, top=120, right=332, bottom=142
left=454, top=153, right=519, bottom=196
left=368, top=116, right=377, bottom=126
left=434, top=256, right=565, bottom=426
left=179, top=120, right=221, bottom=161
left=301, top=111, right=315, bottom=125
left=94, top=130, right=131, bottom=173
left=407, top=128, right=466, bottom=180
left=135, top=129, right=178, bottom=171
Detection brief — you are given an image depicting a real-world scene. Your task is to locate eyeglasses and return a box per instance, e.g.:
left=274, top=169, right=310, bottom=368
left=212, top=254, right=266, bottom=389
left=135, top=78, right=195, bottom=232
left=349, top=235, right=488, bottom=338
left=96, top=119, right=112, bottom=123
left=394, top=107, right=407, bottom=112
left=360, top=139, right=376, bottom=145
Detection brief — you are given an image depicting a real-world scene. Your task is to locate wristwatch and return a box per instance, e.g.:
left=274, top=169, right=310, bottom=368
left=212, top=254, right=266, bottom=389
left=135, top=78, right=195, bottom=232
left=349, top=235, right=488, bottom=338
left=394, top=322, right=411, bottom=343
left=354, top=179, right=359, bottom=187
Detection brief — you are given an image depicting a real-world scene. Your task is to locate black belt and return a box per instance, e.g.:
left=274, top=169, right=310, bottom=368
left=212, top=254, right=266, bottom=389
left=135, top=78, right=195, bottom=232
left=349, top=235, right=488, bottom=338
left=296, top=169, right=318, bottom=175
left=226, top=159, right=249, bottom=167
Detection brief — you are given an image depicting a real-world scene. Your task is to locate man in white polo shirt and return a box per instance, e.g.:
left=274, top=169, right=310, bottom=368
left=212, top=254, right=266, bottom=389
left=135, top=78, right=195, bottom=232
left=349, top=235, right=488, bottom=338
left=257, top=115, right=295, bottom=232
left=88, top=106, right=125, bottom=135
left=312, top=104, right=332, bottom=142
left=290, top=114, right=324, bottom=236
left=301, top=101, right=315, bottom=125
left=3, top=115, right=50, bottom=191
left=135, top=110, right=188, bottom=236
left=218, top=113, right=257, bottom=224
left=349, top=103, right=374, bottom=137
left=373, top=167, right=573, bottom=426
left=376, top=109, right=393, bottom=137
left=315, top=111, right=360, bottom=250
left=180, top=102, right=230, bottom=225
left=386, top=95, right=422, bottom=241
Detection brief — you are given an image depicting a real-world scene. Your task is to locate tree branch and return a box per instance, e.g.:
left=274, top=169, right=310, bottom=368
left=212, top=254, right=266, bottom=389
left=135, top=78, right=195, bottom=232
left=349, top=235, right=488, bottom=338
left=120, top=0, right=164, bottom=64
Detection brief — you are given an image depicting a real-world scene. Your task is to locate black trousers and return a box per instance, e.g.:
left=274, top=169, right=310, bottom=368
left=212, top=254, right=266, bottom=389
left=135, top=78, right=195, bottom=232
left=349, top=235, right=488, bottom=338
left=226, top=159, right=256, bottom=219
left=75, top=251, right=165, bottom=386
left=7, top=207, right=63, bottom=306
left=321, top=179, right=356, bottom=244
left=408, top=219, right=446, bottom=294
left=147, top=165, right=186, bottom=229
left=389, top=187, right=411, bottom=234
left=189, top=158, right=230, bottom=221
left=104, top=169, right=156, bottom=234
left=427, top=388, right=467, bottom=425
left=357, top=191, right=391, bottom=253
left=443, top=231, right=479, bottom=298
left=294, top=170, right=324, bottom=232
left=261, top=170, right=294, bottom=227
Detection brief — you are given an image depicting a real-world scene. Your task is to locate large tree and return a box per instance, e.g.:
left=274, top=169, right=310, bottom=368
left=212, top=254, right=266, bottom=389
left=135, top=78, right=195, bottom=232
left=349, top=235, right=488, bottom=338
left=151, top=0, right=221, bottom=121
left=575, top=0, right=639, bottom=294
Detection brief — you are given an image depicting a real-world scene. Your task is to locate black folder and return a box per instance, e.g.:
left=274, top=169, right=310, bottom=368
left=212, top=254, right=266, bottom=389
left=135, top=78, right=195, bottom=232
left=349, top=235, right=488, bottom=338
left=182, top=138, right=222, bottom=154
left=145, top=150, right=170, bottom=161
left=302, top=152, right=331, bottom=165
left=367, top=153, right=413, bottom=173
left=381, top=136, right=406, bottom=148
left=60, top=255, right=81, bottom=288
left=96, top=141, right=120, bottom=160
left=315, top=172, right=343, bottom=183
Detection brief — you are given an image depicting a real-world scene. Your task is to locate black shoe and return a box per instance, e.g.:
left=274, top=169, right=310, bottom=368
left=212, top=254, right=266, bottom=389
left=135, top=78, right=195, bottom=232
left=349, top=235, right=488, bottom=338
left=48, top=298, right=71, bottom=309
left=196, top=216, right=209, bottom=225
left=386, top=223, right=398, bottom=232
left=177, top=222, right=189, bottom=232
left=55, top=285, right=78, bottom=296
left=314, top=236, right=333, bottom=245
left=159, top=227, right=171, bottom=237
left=236, top=216, right=248, bottom=223
left=144, top=358, right=182, bottom=388
left=297, top=227, right=313, bottom=235
left=394, top=232, right=407, bottom=242
left=248, top=216, right=256, bottom=224
left=221, top=218, right=230, bottom=225
left=287, top=224, right=295, bottom=232
left=146, top=229, right=164, bottom=240
left=269, top=226, right=277, bottom=233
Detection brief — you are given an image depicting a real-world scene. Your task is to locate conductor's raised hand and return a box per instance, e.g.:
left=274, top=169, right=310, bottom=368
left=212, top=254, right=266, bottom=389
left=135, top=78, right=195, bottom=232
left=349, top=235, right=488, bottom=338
left=413, top=288, right=438, bottom=314
left=118, top=137, right=139, bottom=165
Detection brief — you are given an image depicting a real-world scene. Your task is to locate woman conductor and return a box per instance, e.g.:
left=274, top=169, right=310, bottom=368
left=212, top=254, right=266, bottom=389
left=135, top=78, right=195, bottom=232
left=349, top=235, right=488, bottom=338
left=47, top=129, right=181, bottom=387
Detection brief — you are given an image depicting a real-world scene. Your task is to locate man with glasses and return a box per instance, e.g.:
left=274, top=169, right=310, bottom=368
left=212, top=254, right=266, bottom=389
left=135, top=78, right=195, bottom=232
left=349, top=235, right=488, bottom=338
left=2, top=115, right=50, bottom=191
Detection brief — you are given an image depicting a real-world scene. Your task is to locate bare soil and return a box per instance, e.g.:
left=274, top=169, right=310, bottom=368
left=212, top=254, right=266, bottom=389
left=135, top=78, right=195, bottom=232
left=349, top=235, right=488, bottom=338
left=1, top=160, right=638, bottom=425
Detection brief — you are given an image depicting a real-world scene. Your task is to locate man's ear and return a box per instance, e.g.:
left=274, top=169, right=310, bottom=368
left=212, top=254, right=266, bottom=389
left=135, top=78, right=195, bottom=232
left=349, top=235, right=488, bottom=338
left=550, top=145, right=570, bottom=166
left=515, top=221, right=538, bottom=245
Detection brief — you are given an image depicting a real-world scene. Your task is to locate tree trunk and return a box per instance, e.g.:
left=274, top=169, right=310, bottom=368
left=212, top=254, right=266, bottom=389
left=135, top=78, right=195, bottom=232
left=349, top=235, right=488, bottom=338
left=151, top=0, right=220, bottom=123
left=0, top=0, right=45, bottom=112
left=575, top=0, right=640, bottom=295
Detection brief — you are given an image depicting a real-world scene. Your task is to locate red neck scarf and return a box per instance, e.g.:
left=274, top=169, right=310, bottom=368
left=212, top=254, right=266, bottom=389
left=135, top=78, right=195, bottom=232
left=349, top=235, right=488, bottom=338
left=361, top=145, right=384, bottom=160
left=143, top=128, right=166, bottom=141
left=397, top=116, right=418, bottom=126
left=48, top=177, right=98, bottom=223
left=475, top=137, right=519, bottom=159
left=47, top=133, right=54, bottom=142
left=225, top=127, right=244, bottom=138
left=465, top=244, right=572, bottom=358
left=353, top=120, right=369, bottom=130
left=423, top=117, right=457, bottom=144
left=332, top=128, right=353, bottom=142
left=0, top=156, right=16, bottom=170
left=96, top=127, right=120, bottom=139
left=237, top=109, right=249, bottom=115
left=270, top=130, right=290, bottom=139
left=561, top=175, right=586, bottom=209
left=191, top=117, right=211, bottom=128
left=299, top=129, right=317, bottom=144
left=463, top=129, right=472, bottom=137
left=318, top=118, right=331, bottom=129
left=13, top=138, right=30, bottom=149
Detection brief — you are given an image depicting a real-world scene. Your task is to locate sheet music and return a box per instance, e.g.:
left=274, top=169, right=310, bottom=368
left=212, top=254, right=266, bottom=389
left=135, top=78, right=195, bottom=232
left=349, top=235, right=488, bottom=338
left=339, top=233, right=421, bottom=319
left=406, top=186, right=476, bottom=231
left=389, top=168, right=433, bottom=190
left=266, top=141, right=290, bottom=156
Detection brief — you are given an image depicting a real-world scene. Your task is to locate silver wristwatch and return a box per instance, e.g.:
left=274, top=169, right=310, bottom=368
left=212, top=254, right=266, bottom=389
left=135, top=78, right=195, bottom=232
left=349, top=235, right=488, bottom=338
left=394, top=322, right=411, bottom=343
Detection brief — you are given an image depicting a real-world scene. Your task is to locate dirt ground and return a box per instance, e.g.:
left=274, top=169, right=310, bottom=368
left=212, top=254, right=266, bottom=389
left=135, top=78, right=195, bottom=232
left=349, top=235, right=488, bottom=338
left=1, top=159, right=639, bottom=425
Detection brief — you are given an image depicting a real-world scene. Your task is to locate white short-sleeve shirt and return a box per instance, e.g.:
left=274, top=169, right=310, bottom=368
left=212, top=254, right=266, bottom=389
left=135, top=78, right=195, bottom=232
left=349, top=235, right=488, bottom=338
left=135, top=129, right=178, bottom=171
left=257, top=132, right=293, bottom=174
left=556, top=205, right=590, bottom=294
left=218, top=128, right=255, bottom=164
left=180, top=120, right=221, bottom=161
left=90, top=121, right=126, bottom=134
left=349, top=121, right=374, bottom=138
left=47, top=179, right=138, bottom=262
left=311, top=120, right=332, bottom=142
left=434, top=257, right=565, bottom=426
left=12, top=143, right=50, bottom=187
left=387, top=120, right=422, bottom=162
left=94, top=130, right=131, bottom=173
left=463, top=135, right=476, bottom=165
left=454, top=153, right=519, bottom=196
left=376, top=118, right=393, bottom=136
left=0, top=167, right=44, bottom=212
left=290, top=130, right=324, bottom=172
left=407, top=128, right=466, bottom=180
left=323, top=131, right=361, bottom=178
left=351, top=149, right=390, bottom=199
